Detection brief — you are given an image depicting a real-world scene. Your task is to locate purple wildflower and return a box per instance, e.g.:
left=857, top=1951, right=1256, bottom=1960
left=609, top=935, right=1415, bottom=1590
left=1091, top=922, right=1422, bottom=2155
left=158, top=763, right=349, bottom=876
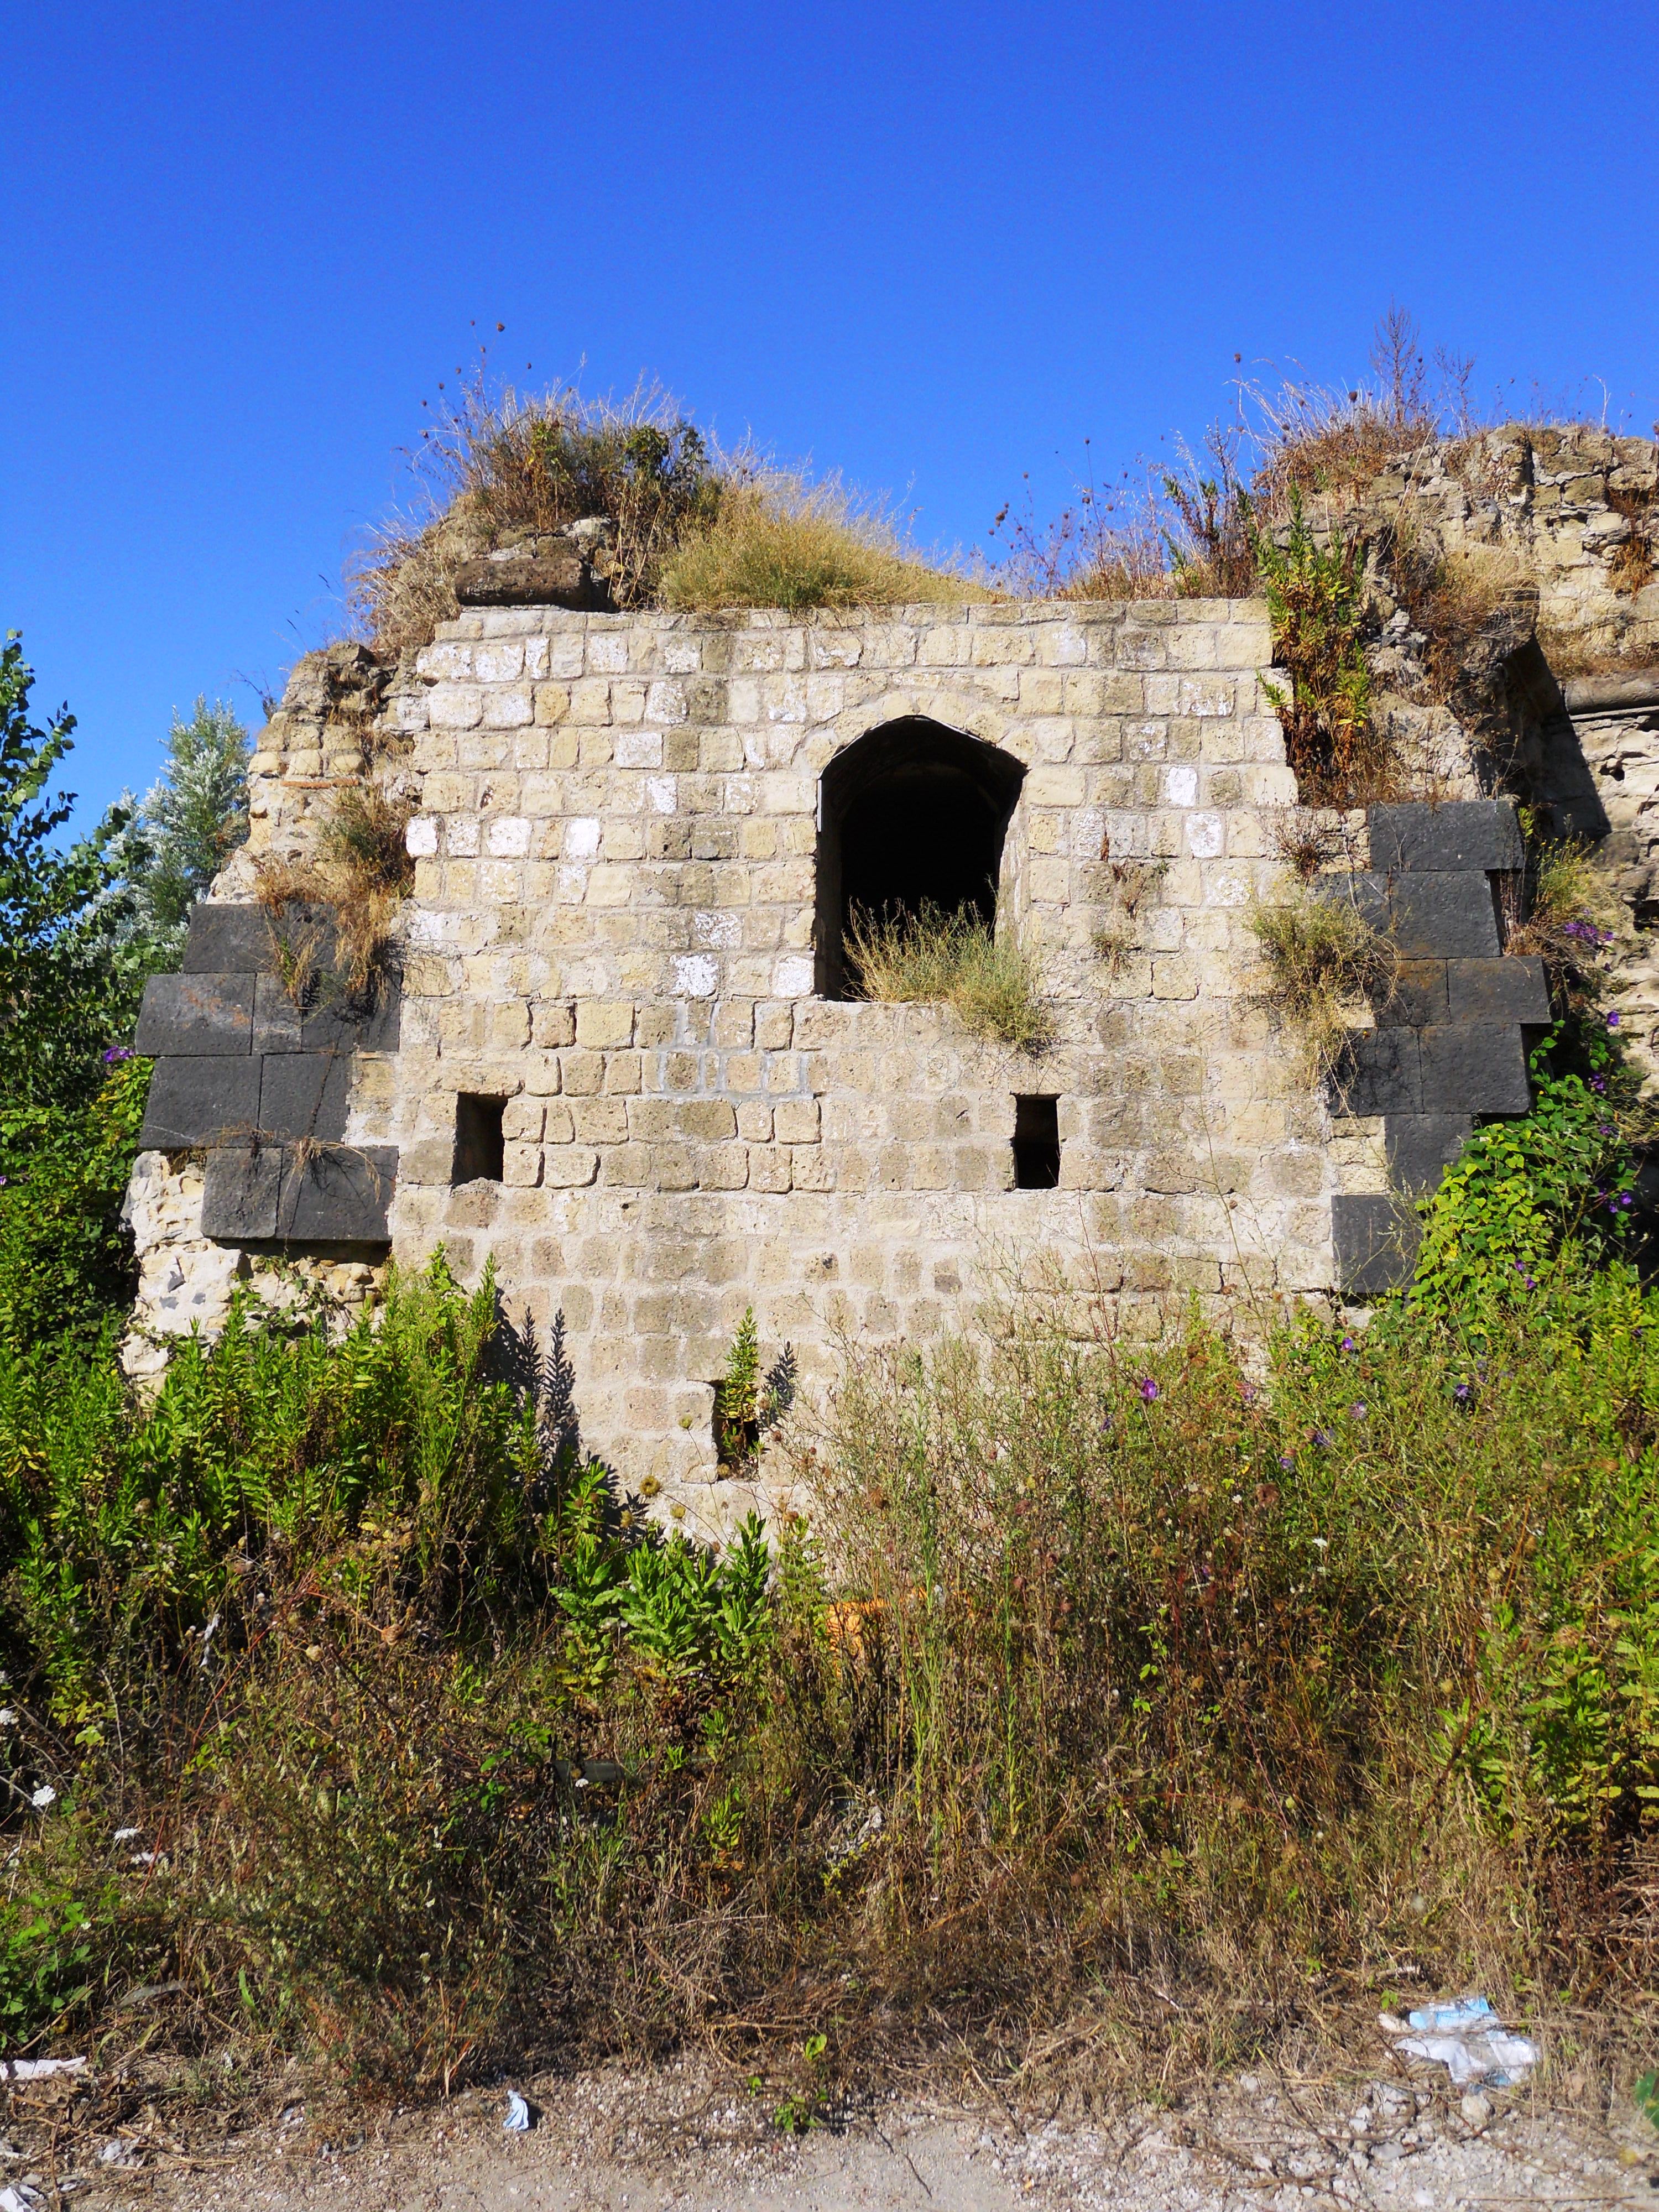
left=1340, top=1335, right=1357, bottom=1354
left=102, top=1046, right=133, bottom=1063
left=1607, top=1010, right=1621, bottom=1029
left=1590, top=1076, right=1608, bottom=1094
left=1349, top=1401, right=1367, bottom=1420
left=1278, top=1453, right=1295, bottom=1470
left=1139, top=1378, right=1159, bottom=1404
left=1311, top=1428, right=1334, bottom=1451
left=1453, top=1381, right=1473, bottom=1405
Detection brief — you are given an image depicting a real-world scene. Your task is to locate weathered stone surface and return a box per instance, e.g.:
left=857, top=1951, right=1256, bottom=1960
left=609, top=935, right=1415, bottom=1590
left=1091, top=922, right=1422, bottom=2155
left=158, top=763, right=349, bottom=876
left=1384, top=872, right=1502, bottom=958
left=201, top=1144, right=283, bottom=1240
left=1331, top=1029, right=1421, bottom=1115
left=253, top=972, right=302, bottom=1053
left=139, top=1056, right=262, bottom=1149
left=276, top=1145, right=398, bottom=1243
left=258, top=1051, right=352, bottom=1142
left=1418, top=1023, right=1530, bottom=1114
left=1384, top=1114, right=1473, bottom=1193
left=300, top=975, right=402, bottom=1054
left=1445, top=956, right=1551, bottom=1025
left=135, top=973, right=255, bottom=1056
left=1332, top=1193, right=1421, bottom=1296
left=452, top=557, right=604, bottom=610
left=182, top=903, right=276, bottom=974
left=1373, top=958, right=1449, bottom=1028
left=1369, top=799, right=1525, bottom=875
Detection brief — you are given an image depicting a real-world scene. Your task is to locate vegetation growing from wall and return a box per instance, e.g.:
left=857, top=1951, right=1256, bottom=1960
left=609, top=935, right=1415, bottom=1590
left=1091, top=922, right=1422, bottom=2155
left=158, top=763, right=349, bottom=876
left=660, top=477, right=986, bottom=613
left=351, top=378, right=978, bottom=656
left=1249, top=877, right=1396, bottom=1081
left=844, top=900, right=1052, bottom=1052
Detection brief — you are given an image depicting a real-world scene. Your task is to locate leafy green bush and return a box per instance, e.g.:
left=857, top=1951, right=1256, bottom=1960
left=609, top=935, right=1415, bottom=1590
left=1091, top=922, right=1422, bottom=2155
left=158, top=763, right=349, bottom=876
left=1410, top=1024, right=1636, bottom=1316
left=0, top=1054, right=150, bottom=1353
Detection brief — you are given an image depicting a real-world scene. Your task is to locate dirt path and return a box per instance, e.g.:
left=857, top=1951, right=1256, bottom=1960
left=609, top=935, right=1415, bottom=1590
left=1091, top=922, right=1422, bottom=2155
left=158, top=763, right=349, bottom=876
left=57, top=2058, right=1658, bottom=2212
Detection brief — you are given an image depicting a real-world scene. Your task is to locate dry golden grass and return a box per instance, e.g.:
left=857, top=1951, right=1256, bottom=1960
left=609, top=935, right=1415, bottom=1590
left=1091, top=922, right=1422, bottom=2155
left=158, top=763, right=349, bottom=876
left=844, top=901, right=1052, bottom=1051
left=255, top=784, right=414, bottom=1000
left=1249, top=877, right=1396, bottom=1082
left=660, top=477, right=985, bottom=613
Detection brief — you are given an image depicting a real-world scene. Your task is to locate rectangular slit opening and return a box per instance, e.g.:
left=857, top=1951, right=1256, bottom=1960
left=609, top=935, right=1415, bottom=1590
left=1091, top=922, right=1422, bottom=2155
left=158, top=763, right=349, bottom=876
left=453, top=1094, right=506, bottom=1185
left=1011, top=1095, right=1060, bottom=1190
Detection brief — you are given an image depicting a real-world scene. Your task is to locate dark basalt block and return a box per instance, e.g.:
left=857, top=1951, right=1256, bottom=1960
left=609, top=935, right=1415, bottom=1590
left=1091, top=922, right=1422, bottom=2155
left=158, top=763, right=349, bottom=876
left=135, top=972, right=255, bottom=1057
left=1368, top=800, right=1525, bottom=875
left=201, top=1145, right=283, bottom=1240
left=253, top=972, right=302, bottom=1054
left=451, top=556, right=610, bottom=611
left=1446, top=955, right=1551, bottom=1025
left=300, top=974, right=402, bottom=1054
left=276, top=1145, right=398, bottom=1243
left=1385, top=1114, right=1473, bottom=1194
left=1385, top=872, right=1503, bottom=958
left=258, top=1051, right=352, bottom=1142
left=1329, top=1027, right=1421, bottom=1116
left=138, top=1056, right=262, bottom=1149
left=182, top=902, right=276, bottom=975
left=1333, top=1193, right=1421, bottom=1297
left=1418, top=1024, right=1531, bottom=1113
left=1373, top=958, right=1450, bottom=1028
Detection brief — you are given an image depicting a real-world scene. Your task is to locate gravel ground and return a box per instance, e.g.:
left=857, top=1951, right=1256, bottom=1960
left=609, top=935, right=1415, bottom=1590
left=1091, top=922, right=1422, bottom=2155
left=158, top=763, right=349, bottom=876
left=29, top=2052, right=1658, bottom=2212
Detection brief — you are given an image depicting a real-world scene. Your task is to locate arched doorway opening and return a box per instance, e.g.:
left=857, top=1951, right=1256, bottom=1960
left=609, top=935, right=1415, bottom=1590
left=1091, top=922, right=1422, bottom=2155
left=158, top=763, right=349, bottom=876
left=815, top=718, right=1025, bottom=998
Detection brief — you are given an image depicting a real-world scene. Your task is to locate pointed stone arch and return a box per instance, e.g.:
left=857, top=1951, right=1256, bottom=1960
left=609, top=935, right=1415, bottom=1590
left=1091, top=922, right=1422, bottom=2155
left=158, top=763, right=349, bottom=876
left=814, top=716, right=1027, bottom=998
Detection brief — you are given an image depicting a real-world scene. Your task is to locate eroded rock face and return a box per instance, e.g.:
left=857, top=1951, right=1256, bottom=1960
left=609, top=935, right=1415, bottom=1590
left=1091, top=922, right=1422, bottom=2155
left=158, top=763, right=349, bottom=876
left=1307, top=425, right=1659, bottom=1088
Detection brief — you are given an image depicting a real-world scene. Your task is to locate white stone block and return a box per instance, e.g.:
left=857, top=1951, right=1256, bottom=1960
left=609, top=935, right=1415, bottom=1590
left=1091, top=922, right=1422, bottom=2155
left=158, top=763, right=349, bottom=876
left=773, top=954, right=815, bottom=999
left=674, top=954, right=720, bottom=998
left=565, top=817, right=601, bottom=858
left=1165, top=765, right=1199, bottom=807
left=487, top=816, right=532, bottom=857
left=588, top=635, right=629, bottom=673
left=693, top=910, right=740, bottom=949
left=447, top=816, right=481, bottom=857
left=1185, top=812, right=1224, bottom=859
left=615, top=731, right=664, bottom=769
left=405, top=816, right=439, bottom=858
left=646, top=776, right=677, bottom=815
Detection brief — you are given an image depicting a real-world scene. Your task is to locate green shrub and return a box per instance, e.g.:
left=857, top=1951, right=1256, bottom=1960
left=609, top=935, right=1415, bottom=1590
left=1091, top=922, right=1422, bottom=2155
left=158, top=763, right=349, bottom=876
left=844, top=900, right=1052, bottom=1052
left=1409, top=1024, right=1636, bottom=1316
left=1248, top=488, right=1383, bottom=802
left=0, top=1053, right=150, bottom=1354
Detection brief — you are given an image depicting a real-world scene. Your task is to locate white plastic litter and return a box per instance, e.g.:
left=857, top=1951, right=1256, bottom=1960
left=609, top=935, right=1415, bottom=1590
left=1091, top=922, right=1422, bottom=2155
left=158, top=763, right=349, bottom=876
left=503, top=2091, right=532, bottom=2131
left=0, top=2057, right=86, bottom=2082
left=1383, top=1995, right=1538, bottom=2087
left=0, top=2184, right=45, bottom=2212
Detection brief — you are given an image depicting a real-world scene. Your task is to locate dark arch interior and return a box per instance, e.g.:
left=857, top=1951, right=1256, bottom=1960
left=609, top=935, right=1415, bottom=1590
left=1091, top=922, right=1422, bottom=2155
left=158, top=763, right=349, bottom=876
left=816, top=718, right=1025, bottom=997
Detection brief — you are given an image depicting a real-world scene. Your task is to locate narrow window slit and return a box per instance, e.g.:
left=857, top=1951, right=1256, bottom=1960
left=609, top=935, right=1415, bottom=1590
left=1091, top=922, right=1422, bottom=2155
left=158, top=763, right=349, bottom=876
left=453, top=1094, right=506, bottom=1185
left=1012, top=1095, right=1060, bottom=1189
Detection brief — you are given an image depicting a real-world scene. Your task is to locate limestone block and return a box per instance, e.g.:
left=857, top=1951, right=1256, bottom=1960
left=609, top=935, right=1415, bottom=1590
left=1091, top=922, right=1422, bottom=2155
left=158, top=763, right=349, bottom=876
left=543, top=1147, right=599, bottom=1188
left=774, top=1098, right=821, bottom=1144
left=572, top=1098, right=630, bottom=1145
left=749, top=1147, right=792, bottom=1193
left=429, top=685, right=483, bottom=728
left=576, top=1000, right=635, bottom=1048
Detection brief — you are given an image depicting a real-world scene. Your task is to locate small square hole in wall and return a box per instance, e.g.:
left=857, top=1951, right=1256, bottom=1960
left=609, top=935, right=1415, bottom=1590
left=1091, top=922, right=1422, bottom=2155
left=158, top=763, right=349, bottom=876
left=1011, top=1095, right=1061, bottom=1190
left=453, top=1094, right=506, bottom=1185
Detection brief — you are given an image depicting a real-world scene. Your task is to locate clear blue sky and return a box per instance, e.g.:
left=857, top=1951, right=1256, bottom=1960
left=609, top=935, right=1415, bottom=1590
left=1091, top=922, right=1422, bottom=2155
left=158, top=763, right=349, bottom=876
left=4, top=0, right=1655, bottom=825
